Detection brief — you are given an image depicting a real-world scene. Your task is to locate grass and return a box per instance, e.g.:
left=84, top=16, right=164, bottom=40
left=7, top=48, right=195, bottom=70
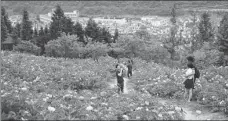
left=1, top=50, right=228, bottom=120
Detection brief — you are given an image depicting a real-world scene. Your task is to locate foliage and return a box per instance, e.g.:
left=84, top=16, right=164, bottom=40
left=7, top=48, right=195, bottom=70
left=193, top=42, right=224, bottom=69
left=113, top=28, right=119, bottom=43
left=73, top=22, right=85, bottom=44
left=85, top=18, right=100, bottom=42
left=13, top=41, right=41, bottom=55
left=20, top=9, right=33, bottom=41
left=198, top=12, right=214, bottom=46
left=39, top=27, right=45, bottom=36
left=1, top=7, right=12, bottom=33
left=1, top=16, right=8, bottom=43
left=162, top=4, right=181, bottom=60
left=1, top=51, right=185, bottom=120
left=218, top=13, right=228, bottom=66
left=49, top=5, right=70, bottom=40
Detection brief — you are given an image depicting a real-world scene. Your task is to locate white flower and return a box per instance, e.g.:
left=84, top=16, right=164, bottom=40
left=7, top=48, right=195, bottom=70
left=47, top=94, right=53, bottom=98
left=21, top=87, right=27, bottom=91
left=48, top=106, right=56, bottom=112
left=136, top=107, right=143, bottom=110
left=196, top=110, right=201, bottom=114
left=86, top=105, right=93, bottom=111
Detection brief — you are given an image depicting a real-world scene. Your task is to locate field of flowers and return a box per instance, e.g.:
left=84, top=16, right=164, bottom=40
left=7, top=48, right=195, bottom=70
left=1, top=50, right=228, bottom=120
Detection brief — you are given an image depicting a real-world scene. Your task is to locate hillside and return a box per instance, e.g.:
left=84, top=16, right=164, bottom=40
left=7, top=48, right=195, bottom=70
left=1, top=51, right=228, bottom=120
left=2, top=1, right=228, bottom=16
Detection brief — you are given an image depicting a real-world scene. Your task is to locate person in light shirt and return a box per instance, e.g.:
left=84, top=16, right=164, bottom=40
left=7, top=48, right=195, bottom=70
left=183, top=63, right=195, bottom=102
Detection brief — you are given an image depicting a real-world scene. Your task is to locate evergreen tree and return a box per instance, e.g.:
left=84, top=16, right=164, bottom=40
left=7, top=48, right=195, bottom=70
left=49, top=5, right=66, bottom=39
left=20, top=9, right=33, bottom=41
left=85, top=18, right=101, bottom=42
left=113, top=28, right=119, bottom=43
left=218, top=13, right=228, bottom=66
left=62, top=17, right=74, bottom=35
left=39, top=27, right=45, bottom=36
left=189, top=11, right=199, bottom=53
left=44, top=25, right=49, bottom=35
left=73, top=22, right=85, bottom=44
left=198, top=12, right=214, bottom=45
left=1, top=7, right=12, bottom=33
left=101, top=27, right=112, bottom=44
left=34, top=28, right=38, bottom=37
left=163, top=4, right=180, bottom=60
left=1, top=16, right=8, bottom=43
left=15, top=23, right=21, bottom=38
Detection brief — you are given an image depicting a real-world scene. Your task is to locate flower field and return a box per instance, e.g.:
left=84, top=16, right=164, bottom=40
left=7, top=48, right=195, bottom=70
left=1, top=51, right=228, bottom=120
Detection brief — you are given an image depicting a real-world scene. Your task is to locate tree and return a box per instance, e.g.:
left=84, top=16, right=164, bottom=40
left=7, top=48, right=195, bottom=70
left=218, top=13, right=228, bottom=66
left=101, top=27, right=112, bottom=44
left=162, top=4, right=180, bottom=60
left=73, top=22, right=85, bottom=44
left=39, top=27, right=45, bottom=36
left=135, top=25, right=150, bottom=40
left=1, top=7, right=12, bottom=34
left=198, top=12, right=214, bottom=46
left=85, top=18, right=100, bottom=42
left=15, top=23, right=21, bottom=38
left=36, top=14, right=40, bottom=22
left=189, top=11, right=200, bottom=53
left=44, top=25, right=49, bottom=35
left=34, top=28, right=38, bottom=37
left=1, top=16, right=7, bottom=43
left=113, top=28, right=119, bottom=43
left=20, top=9, right=33, bottom=41
left=49, top=5, right=66, bottom=39
left=62, top=17, right=74, bottom=35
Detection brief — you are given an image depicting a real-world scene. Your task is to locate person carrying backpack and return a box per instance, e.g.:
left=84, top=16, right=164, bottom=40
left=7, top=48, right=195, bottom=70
left=186, top=56, right=200, bottom=89
left=116, top=64, right=125, bottom=94
left=127, top=60, right=133, bottom=78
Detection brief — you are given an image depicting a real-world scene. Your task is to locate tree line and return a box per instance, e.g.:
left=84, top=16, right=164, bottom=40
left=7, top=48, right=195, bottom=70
left=1, top=5, right=119, bottom=55
left=1, top=4, right=228, bottom=66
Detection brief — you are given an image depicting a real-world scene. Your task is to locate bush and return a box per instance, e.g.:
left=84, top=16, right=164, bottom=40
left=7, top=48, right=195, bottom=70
left=45, top=34, right=108, bottom=60
left=193, top=42, right=224, bottom=69
left=13, top=41, right=41, bottom=56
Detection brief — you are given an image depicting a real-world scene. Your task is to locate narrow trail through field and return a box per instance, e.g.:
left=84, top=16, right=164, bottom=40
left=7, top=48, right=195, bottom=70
left=107, top=76, right=228, bottom=120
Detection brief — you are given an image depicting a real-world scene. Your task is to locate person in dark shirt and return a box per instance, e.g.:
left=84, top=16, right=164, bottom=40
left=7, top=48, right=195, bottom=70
left=127, top=60, right=133, bottom=78
left=116, top=64, right=124, bottom=94
left=186, top=56, right=198, bottom=89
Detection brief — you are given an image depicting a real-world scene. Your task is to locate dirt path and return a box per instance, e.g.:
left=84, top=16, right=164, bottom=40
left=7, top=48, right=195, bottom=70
left=107, top=76, right=228, bottom=120
left=157, top=98, right=228, bottom=120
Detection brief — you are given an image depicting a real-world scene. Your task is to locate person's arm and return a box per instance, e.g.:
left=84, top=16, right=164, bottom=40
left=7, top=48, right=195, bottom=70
left=118, top=68, right=123, bottom=76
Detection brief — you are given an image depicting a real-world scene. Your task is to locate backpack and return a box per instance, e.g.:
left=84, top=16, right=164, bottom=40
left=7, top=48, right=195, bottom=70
left=194, top=67, right=200, bottom=79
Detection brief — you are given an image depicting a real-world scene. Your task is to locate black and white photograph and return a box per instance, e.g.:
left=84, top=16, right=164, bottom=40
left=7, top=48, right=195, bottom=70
left=1, top=0, right=228, bottom=120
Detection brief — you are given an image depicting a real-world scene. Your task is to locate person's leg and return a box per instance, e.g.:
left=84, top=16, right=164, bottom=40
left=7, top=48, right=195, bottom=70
left=188, top=88, right=193, bottom=102
left=129, top=70, right=132, bottom=77
left=127, top=71, right=130, bottom=78
left=121, top=80, right=124, bottom=93
left=184, top=88, right=188, bottom=100
left=117, top=82, right=121, bottom=94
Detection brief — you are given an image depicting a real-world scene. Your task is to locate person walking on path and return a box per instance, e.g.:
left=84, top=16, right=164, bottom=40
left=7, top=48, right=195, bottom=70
left=183, top=63, right=195, bottom=102
left=127, top=60, right=133, bottom=78
left=116, top=64, right=125, bottom=94
left=186, top=56, right=200, bottom=89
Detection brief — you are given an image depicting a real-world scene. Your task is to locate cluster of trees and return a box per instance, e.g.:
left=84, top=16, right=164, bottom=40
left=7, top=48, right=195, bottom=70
left=1, top=5, right=119, bottom=55
left=161, top=4, right=228, bottom=66
left=1, top=4, right=228, bottom=66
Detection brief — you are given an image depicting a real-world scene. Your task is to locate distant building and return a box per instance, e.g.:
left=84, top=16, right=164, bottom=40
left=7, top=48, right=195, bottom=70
left=39, top=9, right=80, bottom=28
left=47, top=9, right=79, bottom=18
left=2, top=36, right=15, bottom=51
